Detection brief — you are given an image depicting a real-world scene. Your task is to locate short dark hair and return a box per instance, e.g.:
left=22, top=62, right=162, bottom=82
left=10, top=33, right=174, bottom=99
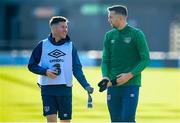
left=108, top=5, right=128, bottom=17
left=49, top=16, right=68, bottom=26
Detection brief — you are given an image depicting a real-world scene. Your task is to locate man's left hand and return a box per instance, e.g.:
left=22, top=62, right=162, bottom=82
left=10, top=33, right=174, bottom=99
left=116, top=72, right=134, bottom=86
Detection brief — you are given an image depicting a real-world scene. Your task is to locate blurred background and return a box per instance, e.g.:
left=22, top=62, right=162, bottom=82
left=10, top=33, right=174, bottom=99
left=0, top=0, right=180, bottom=122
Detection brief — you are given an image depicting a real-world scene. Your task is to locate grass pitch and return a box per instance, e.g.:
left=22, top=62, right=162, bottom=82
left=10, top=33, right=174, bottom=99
left=0, top=66, right=180, bottom=122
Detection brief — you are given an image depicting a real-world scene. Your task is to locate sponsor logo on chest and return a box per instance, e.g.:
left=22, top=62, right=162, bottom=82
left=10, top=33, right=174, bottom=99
left=111, top=40, right=115, bottom=44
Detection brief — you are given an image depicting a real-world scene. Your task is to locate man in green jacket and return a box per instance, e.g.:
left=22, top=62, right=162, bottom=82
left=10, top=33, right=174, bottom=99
left=98, top=5, right=150, bottom=122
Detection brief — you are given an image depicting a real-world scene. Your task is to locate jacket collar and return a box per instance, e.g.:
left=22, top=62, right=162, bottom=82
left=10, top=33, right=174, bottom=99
left=48, top=33, right=71, bottom=46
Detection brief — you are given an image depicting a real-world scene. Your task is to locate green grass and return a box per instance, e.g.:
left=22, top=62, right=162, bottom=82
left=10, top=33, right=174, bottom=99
left=0, top=66, right=180, bottom=122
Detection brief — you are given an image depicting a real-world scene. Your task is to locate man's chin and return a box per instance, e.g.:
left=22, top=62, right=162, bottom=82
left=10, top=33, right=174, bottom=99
left=112, top=25, right=117, bottom=28
left=62, top=35, right=67, bottom=39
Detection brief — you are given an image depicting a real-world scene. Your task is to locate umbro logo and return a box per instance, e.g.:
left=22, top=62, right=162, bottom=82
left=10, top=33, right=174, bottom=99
left=48, top=49, right=66, bottom=58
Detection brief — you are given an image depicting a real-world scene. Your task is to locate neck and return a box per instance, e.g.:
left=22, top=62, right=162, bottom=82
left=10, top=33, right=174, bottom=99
left=118, top=21, right=127, bottom=30
left=52, top=33, right=62, bottom=42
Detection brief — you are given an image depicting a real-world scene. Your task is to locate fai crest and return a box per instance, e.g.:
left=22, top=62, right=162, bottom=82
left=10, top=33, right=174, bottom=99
left=124, top=37, right=131, bottom=44
left=44, top=106, right=50, bottom=112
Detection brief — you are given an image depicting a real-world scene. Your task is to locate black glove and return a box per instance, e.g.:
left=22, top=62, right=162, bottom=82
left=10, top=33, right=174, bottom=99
left=52, top=63, right=61, bottom=75
left=98, top=79, right=109, bottom=92
left=98, top=78, right=118, bottom=92
left=85, top=86, right=94, bottom=94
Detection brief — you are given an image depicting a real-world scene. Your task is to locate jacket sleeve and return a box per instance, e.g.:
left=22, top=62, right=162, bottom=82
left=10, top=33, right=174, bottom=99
left=28, top=41, right=47, bottom=75
left=101, top=33, right=111, bottom=77
left=72, top=44, right=90, bottom=89
left=130, top=30, right=150, bottom=76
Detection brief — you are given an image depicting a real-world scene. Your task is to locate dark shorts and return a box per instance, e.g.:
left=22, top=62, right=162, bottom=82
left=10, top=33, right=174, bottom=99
left=42, top=95, right=72, bottom=120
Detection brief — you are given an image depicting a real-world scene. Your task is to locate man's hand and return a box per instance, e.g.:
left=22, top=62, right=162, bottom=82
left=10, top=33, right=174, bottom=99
left=85, top=86, right=94, bottom=94
left=98, top=77, right=110, bottom=92
left=116, top=72, right=133, bottom=86
left=46, top=69, right=57, bottom=79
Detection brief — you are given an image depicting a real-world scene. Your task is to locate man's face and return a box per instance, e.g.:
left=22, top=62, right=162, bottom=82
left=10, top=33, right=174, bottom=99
left=53, top=22, right=68, bottom=39
left=108, top=11, right=120, bottom=28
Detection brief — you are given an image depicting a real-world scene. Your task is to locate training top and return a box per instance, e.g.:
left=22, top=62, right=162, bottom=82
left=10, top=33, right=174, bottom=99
left=101, top=24, right=150, bottom=86
left=28, top=34, right=90, bottom=96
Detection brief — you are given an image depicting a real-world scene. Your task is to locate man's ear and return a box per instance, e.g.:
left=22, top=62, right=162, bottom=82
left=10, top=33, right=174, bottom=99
left=51, top=26, right=57, bottom=34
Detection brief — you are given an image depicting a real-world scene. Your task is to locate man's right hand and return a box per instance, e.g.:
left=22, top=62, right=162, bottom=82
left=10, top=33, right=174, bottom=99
left=46, top=69, right=57, bottom=79
left=85, top=86, right=94, bottom=94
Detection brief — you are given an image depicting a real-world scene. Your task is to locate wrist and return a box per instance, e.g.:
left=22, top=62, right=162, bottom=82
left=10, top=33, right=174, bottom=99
left=85, top=86, right=94, bottom=94
left=45, top=69, right=49, bottom=75
left=103, top=77, right=110, bottom=80
left=128, top=72, right=134, bottom=78
left=107, top=82, right=112, bottom=87
left=111, top=78, right=117, bottom=86
left=85, top=86, right=90, bottom=90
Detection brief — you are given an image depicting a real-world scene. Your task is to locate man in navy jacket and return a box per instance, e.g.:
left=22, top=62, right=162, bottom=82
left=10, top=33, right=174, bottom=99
left=28, top=16, right=93, bottom=123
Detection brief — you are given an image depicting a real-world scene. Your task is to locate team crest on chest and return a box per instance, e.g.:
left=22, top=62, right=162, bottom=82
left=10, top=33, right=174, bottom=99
left=124, top=37, right=131, bottom=44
